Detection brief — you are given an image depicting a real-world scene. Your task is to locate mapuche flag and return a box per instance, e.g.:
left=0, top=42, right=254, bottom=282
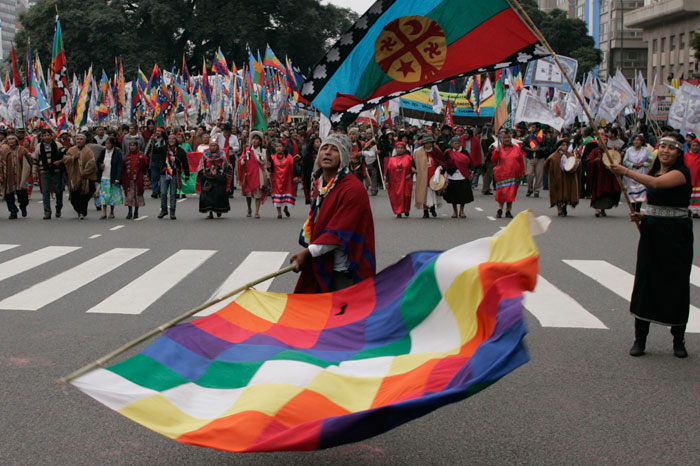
left=51, top=17, right=69, bottom=119
left=302, top=0, right=548, bottom=125
left=70, top=211, right=545, bottom=452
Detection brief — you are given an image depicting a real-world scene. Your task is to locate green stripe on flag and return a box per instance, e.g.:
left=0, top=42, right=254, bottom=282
left=400, top=258, right=442, bottom=331
left=350, top=335, right=412, bottom=360
left=195, top=360, right=264, bottom=389
left=271, top=350, right=336, bottom=368
left=109, top=354, right=189, bottom=392
left=353, top=1, right=510, bottom=100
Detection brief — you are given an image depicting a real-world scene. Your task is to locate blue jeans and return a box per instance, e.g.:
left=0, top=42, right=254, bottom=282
left=160, top=177, right=177, bottom=213
left=5, top=189, right=28, bottom=215
left=150, top=165, right=161, bottom=196
left=470, top=165, right=481, bottom=189
left=40, top=171, right=64, bottom=215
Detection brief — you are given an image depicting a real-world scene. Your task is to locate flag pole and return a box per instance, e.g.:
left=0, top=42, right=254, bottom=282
left=58, top=264, right=297, bottom=385
left=507, top=0, right=640, bottom=232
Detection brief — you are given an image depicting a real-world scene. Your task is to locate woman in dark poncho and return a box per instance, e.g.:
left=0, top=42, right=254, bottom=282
left=610, top=133, right=692, bottom=358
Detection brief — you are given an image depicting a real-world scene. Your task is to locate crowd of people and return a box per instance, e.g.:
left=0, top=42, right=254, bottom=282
left=0, top=116, right=695, bottom=357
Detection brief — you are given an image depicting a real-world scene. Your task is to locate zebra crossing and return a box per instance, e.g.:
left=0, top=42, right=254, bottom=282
left=0, top=243, right=698, bottom=333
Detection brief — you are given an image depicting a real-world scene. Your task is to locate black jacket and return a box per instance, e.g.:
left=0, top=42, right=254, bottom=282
left=96, top=148, right=123, bottom=185
left=159, top=146, right=190, bottom=177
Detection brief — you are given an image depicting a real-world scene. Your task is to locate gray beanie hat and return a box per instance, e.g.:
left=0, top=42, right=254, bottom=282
left=313, top=133, right=352, bottom=173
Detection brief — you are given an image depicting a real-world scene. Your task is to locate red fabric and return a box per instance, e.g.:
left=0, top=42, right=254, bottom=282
left=493, top=144, right=525, bottom=204
left=445, top=149, right=471, bottom=178
left=121, top=151, right=149, bottom=196
left=271, top=153, right=295, bottom=203
left=295, top=175, right=376, bottom=294
left=586, top=147, right=621, bottom=203
left=187, top=152, right=203, bottom=172
left=470, top=135, right=483, bottom=166
left=237, top=146, right=266, bottom=196
left=684, top=151, right=700, bottom=188
left=385, top=154, right=413, bottom=215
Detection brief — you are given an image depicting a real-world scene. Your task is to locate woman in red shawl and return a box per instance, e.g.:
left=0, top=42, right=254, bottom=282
left=492, top=129, right=525, bottom=219
left=586, top=130, right=621, bottom=217
left=384, top=141, right=415, bottom=218
left=121, top=140, right=149, bottom=219
left=684, top=138, right=700, bottom=217
left=237, top=131, right=268, bottom=218
left=269, top=140, right=298, bottom=219
left=290, top=133, right=375, bottom=293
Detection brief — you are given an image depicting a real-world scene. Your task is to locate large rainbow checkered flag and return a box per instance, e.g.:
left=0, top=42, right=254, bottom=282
left=72, top=211, right=549, bottom=452
left=302, top=0, right=549, bottom=126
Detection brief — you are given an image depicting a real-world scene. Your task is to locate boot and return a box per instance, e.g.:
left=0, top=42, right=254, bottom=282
left=673, top=338, right=688, bottom=358
left=430, top=206, right=437, bottom=217
left=157, top=210, right=168, bottom=219
left=423, top=209, right=430, bottom=218
left=629, top=338, right=646, bottom=357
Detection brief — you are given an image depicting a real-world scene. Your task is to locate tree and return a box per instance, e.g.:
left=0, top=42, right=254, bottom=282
left=519, top=0, right=602, bottom=80
left=691, top=29, right=700, bottom=63
left=13, top=0, right=357, bottom=78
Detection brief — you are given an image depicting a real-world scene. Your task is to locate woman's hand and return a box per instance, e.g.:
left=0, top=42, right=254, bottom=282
left=289, top=248, right=311, bottom=272
left=609, top=163, right=627, bottom=176
left=630, top=211, right=643, bottom=223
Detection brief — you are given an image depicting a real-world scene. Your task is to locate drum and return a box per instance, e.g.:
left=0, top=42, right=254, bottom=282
left=429, top=172, right=447, bottom=192
left=563, top=154, right=579, bottom=173
left=602, top=149, right=622, bottom=168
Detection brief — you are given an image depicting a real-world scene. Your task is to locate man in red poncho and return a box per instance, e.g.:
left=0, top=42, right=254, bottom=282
left=384, top=141, right=415, bottom=218
left=290, top=133, right=376, bottom=293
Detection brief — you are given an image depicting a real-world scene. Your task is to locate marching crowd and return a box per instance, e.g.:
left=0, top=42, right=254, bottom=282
left=1, top=118, right=699, bottom=223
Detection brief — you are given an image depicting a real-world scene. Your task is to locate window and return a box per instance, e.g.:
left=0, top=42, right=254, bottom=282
left=670, top=35, right=676, bottom=51
left=653, top=39, right=658, bottom=53
left=661, top=37, right=666, bottom=53
left=680, top=33, right=686, bottom=49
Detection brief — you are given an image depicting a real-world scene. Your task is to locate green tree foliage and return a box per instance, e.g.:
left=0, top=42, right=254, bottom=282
left=520, top=0, right=602, bottom=80
left=691, top=29, right=700, bottom=62
left=14, top=0, right=357, bottom=78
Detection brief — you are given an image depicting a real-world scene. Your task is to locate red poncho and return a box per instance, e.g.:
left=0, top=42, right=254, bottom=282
left=237, top=146, right=266, bottom=196
left=586, top=147, right=620, bottom=204
left=270, top=153, right=296, bottom=206
left=295, top=174, right=376, bottom=294
left=385, top=154, right=414, bottom=215
left=493, top=144, right=525, bottom=204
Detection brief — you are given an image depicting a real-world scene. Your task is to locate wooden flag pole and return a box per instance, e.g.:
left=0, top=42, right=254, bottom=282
left=58, top=264, right=297, bottom=385
left=507, top=0, right=640, bottom=232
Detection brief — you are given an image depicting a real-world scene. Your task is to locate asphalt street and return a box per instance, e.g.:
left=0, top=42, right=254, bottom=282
left=0, top=185, right=698, bottom=465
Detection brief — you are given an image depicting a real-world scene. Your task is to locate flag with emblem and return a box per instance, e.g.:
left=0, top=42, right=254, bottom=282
left=302, top=0, right=548, bottom=126
left=50, top=16, right=68, bottom=120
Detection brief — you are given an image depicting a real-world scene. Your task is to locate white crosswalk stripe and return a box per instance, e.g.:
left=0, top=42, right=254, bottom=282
left=196, top=251, right=290, bottom=317
left=0, top=246, right=81, bottom=283
left=564, top=260, right=700, bottom=333
left=525, top=275, right=607, bottom=329
left=0, top=248, right=148, bottom=311
left=0, top=244, right=20, bottom=253
left=86, top=249, right=216, bottom=315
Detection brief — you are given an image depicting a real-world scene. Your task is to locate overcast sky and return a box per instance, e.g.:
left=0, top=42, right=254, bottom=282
left=323, top=0, right=376, bottom=14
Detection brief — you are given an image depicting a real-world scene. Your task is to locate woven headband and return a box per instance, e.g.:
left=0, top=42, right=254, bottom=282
left=659, top=137, right=683, bottom=151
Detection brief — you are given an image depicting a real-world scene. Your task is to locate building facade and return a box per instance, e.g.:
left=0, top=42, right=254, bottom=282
left=626, top=0, right=700, bottom=85
left=0, top=0, right=29, bottom=62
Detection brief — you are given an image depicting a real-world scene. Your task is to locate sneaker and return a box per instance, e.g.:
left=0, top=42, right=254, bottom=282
left=8, top=213, right=17, bottom=219
left=534, top=192, right=539, bottom=198
left=496, top=209, right=503, bottom=219
left=526, top=191, right=533, bottom=197
left=99, top=215, right=107, bottom=220
left=133, top=213, right=139, bottom=219
left=43, top=214, right=51, bottom=220
left=673, top=339, right=688, bottom=358
left=505, top=211, right=513, bottom=218
left=629, top=339, right=646, bottom=357
left=157, top=211, right=168, bottom=219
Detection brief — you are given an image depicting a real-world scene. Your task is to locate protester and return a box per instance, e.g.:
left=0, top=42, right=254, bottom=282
left=121, top=124, right=145, bottom=153
left=523, top=123, right=546, bottom=198
left=63, top=134, right=97, bottom=220
left=32, top=129, right=65, bottom=219
left=158, top=133, right=190, bottom=220
left=443, top=136, right=474, bottom=218
left=95, top=137, right=124, bottom=219
left=492, top=129, right=525, bottom=219
left=197, top=140, right=232, bottom=219
left=384, top=141, right=414, bottom=218
left=0, top=134, right=32, bottom=219
left=122, top=141, right=149, bottom=220
left=586, top=130, right=621, bottom=217
left=290, top=133, right=375, bottom=293
left=414, top=135, right=445, bottom=218
left=302, top=136, right=321, bottom=205
left=544, top=138, right=580, bottom=217
left=269, top=140, right=298, bottom=219
left=684, top=137, right=700, bottom=218
left=622, top=134, right=653, bottom=212
left=145, top=128, right=166, bottom=198
left=237, top=131, right=268, bottom=219
left=610, top=133, right=692, bottom=358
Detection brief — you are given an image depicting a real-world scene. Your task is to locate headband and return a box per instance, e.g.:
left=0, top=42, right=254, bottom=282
left=659, top=137, right=683, bottom=151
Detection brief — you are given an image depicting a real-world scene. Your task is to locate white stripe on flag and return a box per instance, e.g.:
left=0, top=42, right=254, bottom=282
left=564, top=260, right=700, bottom=333
left=0, top=246, right=81, bottom=283
left=87, top=249, right=216, bottom=315
left=0, top=248, right=148, bottom=311
left=196, top=251, right=289, bottom=317
left=524, top=275, right=607, bottom=329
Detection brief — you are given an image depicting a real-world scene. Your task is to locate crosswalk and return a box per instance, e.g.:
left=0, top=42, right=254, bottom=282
left=0, top=243, right=698, bottom=333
